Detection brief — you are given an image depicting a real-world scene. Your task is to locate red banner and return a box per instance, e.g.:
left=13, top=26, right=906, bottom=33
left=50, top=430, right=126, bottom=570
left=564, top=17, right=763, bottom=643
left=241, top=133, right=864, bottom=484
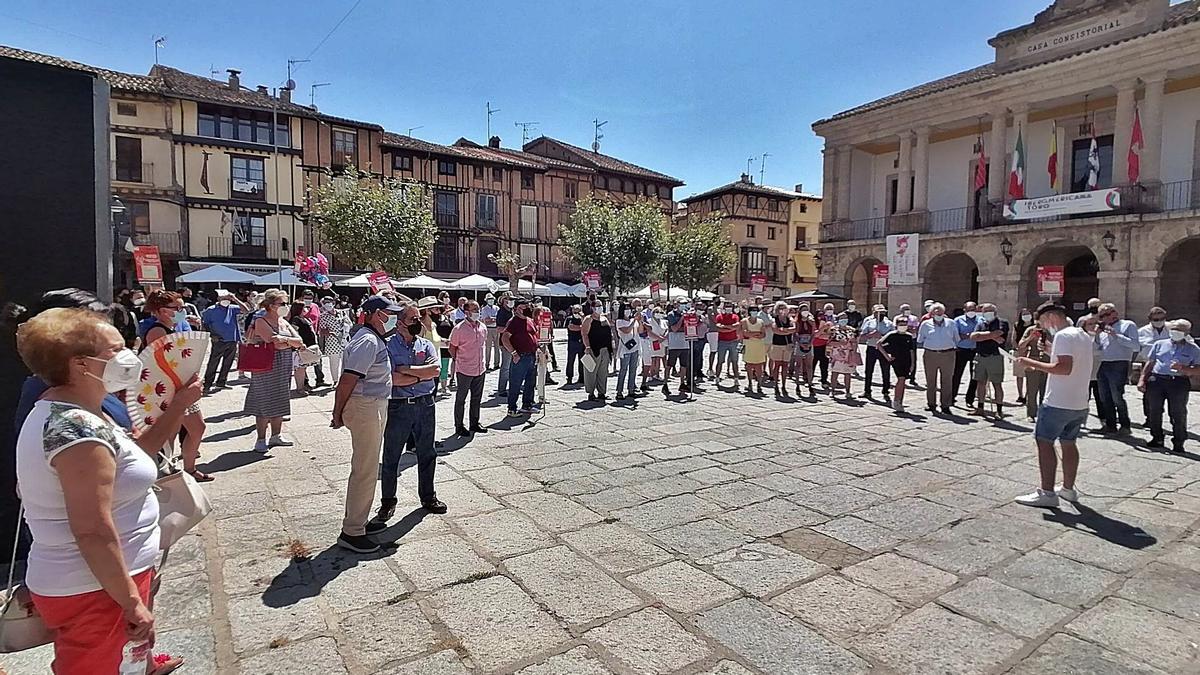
left=368, top=271, right=394, bottom=292
left=583, top=270, right=601, bottom=291
left=650, top=282, right=661, bottom=301
left=750, top=274, right=766, bottom=295
left=133, top=246, right=162, bottom=284
left=1037, top=265, right=1064, bottom=297
left=871, top=264, right=889, bottom=292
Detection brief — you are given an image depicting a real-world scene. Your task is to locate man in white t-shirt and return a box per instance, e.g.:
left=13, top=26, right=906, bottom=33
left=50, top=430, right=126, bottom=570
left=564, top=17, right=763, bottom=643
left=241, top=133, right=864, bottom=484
left=1012, top=302, right=1094, bottom=508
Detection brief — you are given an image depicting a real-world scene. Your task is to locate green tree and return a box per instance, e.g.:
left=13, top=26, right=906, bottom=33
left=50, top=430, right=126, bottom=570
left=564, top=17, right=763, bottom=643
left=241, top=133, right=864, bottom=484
left=307, top=167, right=437, bottom=274
left=559, top=195, right=666, bottom=295
left=487, top=248, right=533, bottom=291
left=662, top=212, right=735, bottom=294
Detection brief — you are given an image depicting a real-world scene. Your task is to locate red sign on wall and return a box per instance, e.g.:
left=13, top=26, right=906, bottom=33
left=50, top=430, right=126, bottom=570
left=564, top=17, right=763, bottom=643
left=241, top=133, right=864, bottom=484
left=750, top=273, right=767, bottom=295
left=871, top=264, right=889, bottom=292
left=133, top=246, right=162, bottom=284
left=1037, top=265, right=1064, bottom=297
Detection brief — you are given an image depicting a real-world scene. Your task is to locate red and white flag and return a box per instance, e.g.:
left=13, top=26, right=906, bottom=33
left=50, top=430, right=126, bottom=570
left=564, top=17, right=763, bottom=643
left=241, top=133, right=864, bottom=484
left=1008, top=125, right=1025, bottom=200
left=1048, top=123, right=1059, bottom=192
left=1128, top=107, right=1144, bottom=184
left=974, top=140, right=987, bottom=192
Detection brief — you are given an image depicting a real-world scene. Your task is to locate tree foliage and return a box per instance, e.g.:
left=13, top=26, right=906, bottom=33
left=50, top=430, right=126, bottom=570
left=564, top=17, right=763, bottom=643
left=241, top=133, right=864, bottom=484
left=308, top=167, right=437, bottom=274
left=559, top=195, right=666, bottom=294
left=488, top=248, right=533, bottom=290
left=662, top=212, right=735, bottom=294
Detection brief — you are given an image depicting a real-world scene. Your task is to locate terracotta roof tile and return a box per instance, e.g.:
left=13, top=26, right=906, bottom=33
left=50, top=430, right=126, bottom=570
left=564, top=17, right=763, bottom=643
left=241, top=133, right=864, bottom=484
left=523, top=136, right=683, bottom=185
left=682, top=180, right=807, bottom=204
left=0, top=44, right=162, bottom=93
left=151, top=65, right=314, bottom=115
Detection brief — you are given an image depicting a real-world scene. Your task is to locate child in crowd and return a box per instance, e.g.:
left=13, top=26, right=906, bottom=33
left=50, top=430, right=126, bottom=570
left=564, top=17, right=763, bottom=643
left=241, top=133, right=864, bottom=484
left=827, top=317, right=861, bottom=399
left=878, top=316, right=916, bottom=413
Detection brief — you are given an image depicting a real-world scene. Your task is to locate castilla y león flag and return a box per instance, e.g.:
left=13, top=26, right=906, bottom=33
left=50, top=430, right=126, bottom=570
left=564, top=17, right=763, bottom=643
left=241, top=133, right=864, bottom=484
left=1048, top=124, right=1059, bottom=191
left=1128, top=107, right=1144, bottom=184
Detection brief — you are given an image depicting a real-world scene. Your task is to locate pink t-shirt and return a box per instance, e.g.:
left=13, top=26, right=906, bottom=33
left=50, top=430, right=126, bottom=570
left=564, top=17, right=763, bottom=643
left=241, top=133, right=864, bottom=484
left=449, top=319, right=488, bottom=377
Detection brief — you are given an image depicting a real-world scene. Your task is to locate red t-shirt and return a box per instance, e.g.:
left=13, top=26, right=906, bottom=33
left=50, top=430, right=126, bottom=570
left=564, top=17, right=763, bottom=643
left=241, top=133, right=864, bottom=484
left=506, top=315, right=538, bottom=355
left=812, top=318, right=830, bottom=347
left=715, top=312, right=740, bottom=341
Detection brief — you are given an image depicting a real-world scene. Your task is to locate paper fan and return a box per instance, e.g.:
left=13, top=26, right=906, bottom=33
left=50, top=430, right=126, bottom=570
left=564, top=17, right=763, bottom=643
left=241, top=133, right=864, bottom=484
left=126, top=331, right=210, bottom=431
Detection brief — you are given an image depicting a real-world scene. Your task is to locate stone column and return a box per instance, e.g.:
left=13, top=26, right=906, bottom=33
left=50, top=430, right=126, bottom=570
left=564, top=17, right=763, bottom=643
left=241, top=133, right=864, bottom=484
left=1112, top=80, right=1138, bottom=185
left=976, top=274, right=1022, bottom=322
left=896, top=133, right=913, bottom=213
left=821, top=144, right=837, bottom=223
left=1140, top=75, right=1166, bottom=184
left=836, top=145, right=853, bottom=221
left=1098, top=270, right=1131, bottom=315
left=912, top=126, right=930, bottom=211
left=987, top=106, right=1008, bottom=204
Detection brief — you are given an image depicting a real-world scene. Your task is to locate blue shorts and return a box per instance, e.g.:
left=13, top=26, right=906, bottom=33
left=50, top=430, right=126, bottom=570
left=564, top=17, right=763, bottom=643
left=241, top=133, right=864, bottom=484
left=717, top=340, right=739, bottom=360
left=1034, top=405, right=1088, bottom=442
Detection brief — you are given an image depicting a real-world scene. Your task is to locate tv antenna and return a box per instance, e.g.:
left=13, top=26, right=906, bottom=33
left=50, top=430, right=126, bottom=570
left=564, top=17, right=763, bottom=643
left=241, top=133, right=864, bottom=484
left=746, top=156, right=756, bottom=178
left=592, top=119, right=608, bottom=152
left=760, top=152, right=771, bottom=185
left=514, top=121, right=539, bottom=145
left=153, top=36, right=166, bottom=65
left=209, top=64, right=220, bottom=78
left=310, top=82, right=331, bottom=107
left=407, top=125, right=423, bottom=137
left=486, top=101, right=501, bottom=139
left=285, top=58, right=309, bottom=92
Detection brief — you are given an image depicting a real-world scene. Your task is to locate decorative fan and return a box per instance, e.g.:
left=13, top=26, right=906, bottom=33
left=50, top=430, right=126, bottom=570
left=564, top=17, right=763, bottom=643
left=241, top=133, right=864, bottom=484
left=126, top=331, right=210, bottom=432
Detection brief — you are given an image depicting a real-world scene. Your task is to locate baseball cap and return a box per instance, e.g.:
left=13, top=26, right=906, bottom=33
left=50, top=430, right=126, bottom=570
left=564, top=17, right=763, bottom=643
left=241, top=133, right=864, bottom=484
left=362, top=295, right=404, bottom=314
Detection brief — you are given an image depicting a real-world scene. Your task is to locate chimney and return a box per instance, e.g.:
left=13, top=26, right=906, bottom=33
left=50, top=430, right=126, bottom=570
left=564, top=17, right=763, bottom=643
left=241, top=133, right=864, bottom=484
left=488, top=136, right=501, bottom=149
left=794, top=183, right=803, bottom=193
left=740, top=173, right=752, bottom=184
left=279, top=87, right=291, bottom=104
left=226, top=69, right=241, bottom=90
left=256, top=85, right=268, bottom=95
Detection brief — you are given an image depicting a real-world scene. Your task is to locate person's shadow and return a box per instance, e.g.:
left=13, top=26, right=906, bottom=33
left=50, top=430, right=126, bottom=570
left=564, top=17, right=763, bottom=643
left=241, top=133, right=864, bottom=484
left=1042, top=502, right=1157, bottom=550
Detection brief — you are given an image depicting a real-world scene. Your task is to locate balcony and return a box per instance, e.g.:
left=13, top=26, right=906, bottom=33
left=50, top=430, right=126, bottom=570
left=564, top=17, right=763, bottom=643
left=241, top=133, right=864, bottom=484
left=206, top=236, right=282, bottom=260
left=435, top=212, right=460, bottom=229
left=132, top=232, right=182, bottom=256
left=112, top=162, right=154, bottom=184
left=822, top=179, right=1200, bottom=243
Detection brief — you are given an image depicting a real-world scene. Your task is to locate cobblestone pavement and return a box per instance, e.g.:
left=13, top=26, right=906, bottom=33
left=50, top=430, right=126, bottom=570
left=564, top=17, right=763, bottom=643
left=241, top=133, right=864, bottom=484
left=5, top=348, right=1200, bottom=674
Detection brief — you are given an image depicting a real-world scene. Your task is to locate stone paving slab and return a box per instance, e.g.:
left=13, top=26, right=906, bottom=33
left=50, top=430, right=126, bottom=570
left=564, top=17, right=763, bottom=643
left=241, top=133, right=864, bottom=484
left=7, top=351, right=1199, bottom=674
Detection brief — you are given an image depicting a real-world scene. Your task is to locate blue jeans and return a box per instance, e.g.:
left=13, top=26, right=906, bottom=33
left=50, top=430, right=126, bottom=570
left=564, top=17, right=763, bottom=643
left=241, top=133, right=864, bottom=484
left=1034, top=404, right=1088, bottom=443
left=497, top=348, right=512, bottom=394
left=507, top=352, right=536, bottom=412
left=617, top=352, right=638, bottom=394
left=1096, top=360, right=1131, bottom=428
left=566, top=340, right=584, bottom=381
left=381, top=398, right=437, bottom=503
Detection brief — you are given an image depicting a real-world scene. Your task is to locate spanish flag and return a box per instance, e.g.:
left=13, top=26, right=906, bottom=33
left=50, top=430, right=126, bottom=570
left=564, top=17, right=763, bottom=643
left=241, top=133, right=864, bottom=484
left=1048, top=124, right=1059, bottom=192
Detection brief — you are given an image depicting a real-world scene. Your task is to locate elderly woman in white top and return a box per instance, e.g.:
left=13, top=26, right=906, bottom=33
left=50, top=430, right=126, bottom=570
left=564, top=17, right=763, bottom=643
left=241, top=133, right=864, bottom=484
left=15, top=307, right=200, bottom=674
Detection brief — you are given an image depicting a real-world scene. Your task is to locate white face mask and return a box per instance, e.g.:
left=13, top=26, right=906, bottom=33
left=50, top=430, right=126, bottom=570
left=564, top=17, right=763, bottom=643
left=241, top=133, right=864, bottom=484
left=276, top=305, right=289, bottom=317
left=1170, top=330, right=1187, bottom=342
left=303, top=299, right=312, bottom=307
left=1151, top=319, right=1166, bottom=328
left=132, top=298, right=145, bottom=308
left=982, top=312, right=996, bottom=322
left=897, top=325, right=909, bottom=333
left=86, top=349, right=143, bottom=392
left=933, top=315, right=945, bottom=323
left=171, top=309, right=188, bottom=325
left=468, top=311, right=481, bottom=322
left=322, top=302, right=335, bottom=311
left=965, top=311, right=977, bottom=319
left=1021, top=313, right=1033, bottom=322
left=219, top=300, right=232, bottom=308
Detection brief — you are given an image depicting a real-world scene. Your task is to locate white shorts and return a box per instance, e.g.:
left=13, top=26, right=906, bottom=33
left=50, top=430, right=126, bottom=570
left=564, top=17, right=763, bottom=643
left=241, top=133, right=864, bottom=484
left=640, top=339, right=663, bottom=366
left=706, top=332, right=718, bottom=349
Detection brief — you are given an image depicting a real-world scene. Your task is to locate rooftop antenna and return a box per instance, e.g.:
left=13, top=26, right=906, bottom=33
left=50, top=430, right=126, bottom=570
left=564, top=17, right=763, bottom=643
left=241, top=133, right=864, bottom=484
left=285, top=58, right=310, bottom=93
left=209, top=64, right=220, bottom=79
left=486, top=102, right=501, bottom=140
left=592, top=119, right=608, bottom=152
left=406, top=125, right=423, bottom=137
left=310, top=82, right=331, bottom=107
left=514, top=121, right=540, bottom=145
left=153, top=36, right=166, bottom=65
left=760, top=152, right=771, bottom=185
left=746, top=156, right=756, bottom=178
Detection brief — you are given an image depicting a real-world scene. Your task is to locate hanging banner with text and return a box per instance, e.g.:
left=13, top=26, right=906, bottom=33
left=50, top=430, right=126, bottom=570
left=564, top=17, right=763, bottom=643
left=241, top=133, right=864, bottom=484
left=1037, top=265, right=1064, bottom=297
left=885, top=233, right=919, bottom=284
left=872, top=264, right=889, bottom=292
left=750, top=274, right=767, bottom=295
left=133, top=245, right=162, bottom=284
left=1005, top=188, right=1121, bottom=221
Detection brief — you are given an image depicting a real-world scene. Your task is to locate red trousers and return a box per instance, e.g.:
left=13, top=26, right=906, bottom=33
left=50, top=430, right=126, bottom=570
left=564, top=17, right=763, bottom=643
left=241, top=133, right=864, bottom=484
left=30, top=568, right=154, bottom=675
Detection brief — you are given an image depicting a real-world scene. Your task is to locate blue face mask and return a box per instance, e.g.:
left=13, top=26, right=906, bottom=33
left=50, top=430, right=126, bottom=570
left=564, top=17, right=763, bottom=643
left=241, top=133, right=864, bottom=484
left=172, top=309, right=188, bottom=325
left=381, top=314, right=398, bottom=333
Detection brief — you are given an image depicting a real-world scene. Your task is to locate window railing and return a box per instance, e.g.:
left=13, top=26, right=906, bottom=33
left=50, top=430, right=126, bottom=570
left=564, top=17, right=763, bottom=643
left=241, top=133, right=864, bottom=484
left=112, top=162, right=154, bottom=184
left=207, top=236, right=281, bottom=260
left=435, top=212, right=459, bottom=229
left=132, top=232, right=181, bottom=255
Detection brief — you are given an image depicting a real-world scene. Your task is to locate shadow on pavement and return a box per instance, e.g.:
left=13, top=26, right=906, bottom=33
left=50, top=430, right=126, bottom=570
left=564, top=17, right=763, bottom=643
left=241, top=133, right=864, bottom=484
left=1042, top=502, right=1157, bottom=550
left=201, top=425, right=257, bottom=443
left=197, top=450, right=272, bottom=474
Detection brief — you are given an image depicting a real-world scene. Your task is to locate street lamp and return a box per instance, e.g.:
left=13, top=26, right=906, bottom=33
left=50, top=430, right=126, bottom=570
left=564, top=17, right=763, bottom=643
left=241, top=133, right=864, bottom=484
left=1101, top=230, right=1117, bottom=261
left=661, top=252, right=677, bottom=303
left=1000, top=236, right=1014, bottom=265
left=812, top=253, right=823, bottom=275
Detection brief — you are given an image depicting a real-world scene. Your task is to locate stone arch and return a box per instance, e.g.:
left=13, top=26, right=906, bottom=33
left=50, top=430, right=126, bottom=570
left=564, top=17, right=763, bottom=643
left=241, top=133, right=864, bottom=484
left=1020, top=239, right=1100, bottom=318
left=843, top=255, right=884, bottom=306
left=1158, top=235, right=1200, bottom=334
left=922, top=250, right=980, bottom=314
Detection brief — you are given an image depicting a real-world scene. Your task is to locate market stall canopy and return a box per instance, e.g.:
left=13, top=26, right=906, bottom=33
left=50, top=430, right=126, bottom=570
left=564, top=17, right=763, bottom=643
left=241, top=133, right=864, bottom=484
left=784, top=289, right=848, bottom=302
left=543, top=282, right=577, bottom=297
left=335, top=273, right=374, bottom=288
left=251, top=268, right=313, bottom=287
left=449, top=274, right=501, bottom=292
left=394, top=274, right=449, bottom=289
left=627, top=285, right=715, bottom=301
left=176, top=264, right=259, bottom=284
left=564, top=283, right=590, bottom=298
left=495, top=279, right=552, bottom=294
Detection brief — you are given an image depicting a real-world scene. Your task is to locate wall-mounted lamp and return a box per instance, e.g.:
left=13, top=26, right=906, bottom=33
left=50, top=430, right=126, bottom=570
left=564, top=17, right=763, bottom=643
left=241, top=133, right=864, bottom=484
left=1102, top=230, right=1117, bottom=261
left=1000, top=237, right=1014, bottom=265
left=812, top=253, right=823, bottom=274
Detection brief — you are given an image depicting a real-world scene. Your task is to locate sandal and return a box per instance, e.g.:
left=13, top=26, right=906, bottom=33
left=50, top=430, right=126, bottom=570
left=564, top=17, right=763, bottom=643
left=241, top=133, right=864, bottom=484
left=150, top=653, right=185, bottom=675
left=187, top=469, right=215, bottom=483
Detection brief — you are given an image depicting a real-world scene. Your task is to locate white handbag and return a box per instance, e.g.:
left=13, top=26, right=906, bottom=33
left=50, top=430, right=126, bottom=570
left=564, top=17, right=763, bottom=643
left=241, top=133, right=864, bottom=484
left=153, top=470, right=213, bottom=550
left=297, top=345, right=322, bottom=367
left=0, top=508, right=53, bottom=653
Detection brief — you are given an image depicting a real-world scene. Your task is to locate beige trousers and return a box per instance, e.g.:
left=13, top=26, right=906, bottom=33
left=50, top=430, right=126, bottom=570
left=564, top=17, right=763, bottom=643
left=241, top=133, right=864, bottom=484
left=340, top=395, right=388, bottom=537
left=923, top=349, right=956, bottom=408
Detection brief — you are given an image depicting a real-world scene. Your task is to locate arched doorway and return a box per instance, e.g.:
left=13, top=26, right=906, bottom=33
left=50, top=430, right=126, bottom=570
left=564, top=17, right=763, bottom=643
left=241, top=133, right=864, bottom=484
left=1159, top=236, right=1200, bottom=334
left=845, top=256, right=884, bottom=306
left=1024, top=242, right=1098, bottom=319
left=923, top=251, right=979, bottom=313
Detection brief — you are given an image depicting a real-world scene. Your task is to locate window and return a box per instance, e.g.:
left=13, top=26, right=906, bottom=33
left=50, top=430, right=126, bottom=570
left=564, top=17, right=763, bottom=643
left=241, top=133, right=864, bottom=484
left=232, top=214, right=266, bottom=247
left=565, top=180, right=578, bottom=200
left=767, top=227, right=776, bottom=240
left=635, top=182, right=644, bottom=195
left=766, top=256, right=779, bottom=281
left=1071, top=135, right=1114, bottom=192
left=476, top=194, right=497, bottom=229
left=393, top=153, right=413, bottom=171
left=114, top=136, right=142, bottom=182
left=710, top=197, right=721, bottom=210
left=798, top=203, right=808, bottom=213
left=740, top=246, right=766, bottom=284
left=196, top=103, right=288, bottom=146
left=520, top=243, right=537, bottom=265
left=492, top=167, right=503, bottom=182
left=116, top=102, right=137, bottom=117
left=230, top=156, right=265, bottom=198
left=794, top=226, right=807, bottom=250
left=521, top=172, right=534, bottom=189
left=332, top=129, right=357, bottom=167
left=438, top=159, right=457, bottom=176
left=748, top=195, right=759, bottom=209
left=768, top=200, right=779, bottom=212
left=658, top=185, right=670, bottom=199
left=520, top=205, right=538, bottom=239
left=596, top=175, right=608, bottom=190
left=474, top=164, right=484, bottom=180
left=125, top=200, right=150, bottom=234
left=435, top=191, right=458, bottom=227
left=644, top=183, right=654, bottom=197
left=432, top=237, right=460, bottom=272
left=623, top=180, right=633, bottom=193
left=746, top=224, right=756, bottom=238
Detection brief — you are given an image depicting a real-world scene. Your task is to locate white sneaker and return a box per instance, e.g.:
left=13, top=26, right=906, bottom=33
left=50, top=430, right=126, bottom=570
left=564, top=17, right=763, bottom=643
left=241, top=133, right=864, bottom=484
left=253, top=439, right=270, bottom=453
left=1015, top=489, right=1059, bottom=508
left=1055, top=485, right=1079, bottom=503
left=268, top=435, right=294, bottom=447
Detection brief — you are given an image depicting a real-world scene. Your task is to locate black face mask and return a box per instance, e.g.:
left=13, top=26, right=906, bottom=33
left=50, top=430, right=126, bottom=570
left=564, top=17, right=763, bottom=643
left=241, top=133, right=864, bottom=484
left=407, top=320, right=423, bottom=336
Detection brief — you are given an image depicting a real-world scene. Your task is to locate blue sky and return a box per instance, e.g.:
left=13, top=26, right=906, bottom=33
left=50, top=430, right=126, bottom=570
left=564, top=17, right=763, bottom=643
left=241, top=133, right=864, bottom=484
left=3, top=0, right=1051, bottom=196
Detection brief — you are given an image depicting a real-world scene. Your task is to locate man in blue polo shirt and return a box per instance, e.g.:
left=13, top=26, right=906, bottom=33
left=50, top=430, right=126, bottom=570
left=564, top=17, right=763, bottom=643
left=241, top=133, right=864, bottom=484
left=952, top=301, right=981, bottom=407
left=1138, top=319, right=1200, bottom=454
left=375, top=303, right=447, bottom=528
left=201, top=291, right=250, bottom=393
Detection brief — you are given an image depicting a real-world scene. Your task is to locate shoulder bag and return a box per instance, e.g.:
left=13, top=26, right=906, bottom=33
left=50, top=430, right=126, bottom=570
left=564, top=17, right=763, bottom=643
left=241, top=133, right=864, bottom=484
left=0, top=507, right=53, bottom=653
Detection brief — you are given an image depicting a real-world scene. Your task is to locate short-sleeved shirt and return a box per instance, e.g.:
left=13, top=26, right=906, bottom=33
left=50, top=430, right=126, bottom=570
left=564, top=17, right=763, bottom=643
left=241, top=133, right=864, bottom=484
left=481, top=304, right=499, bottom=326
left=496, top=306, right=513, bottom=330
left=506, top=315, right=538, bottom=355
left=449, top=319, right=488, bottom=377
left=16, top=401, right=160, bottom=596
left=567, top=315, right=583, bottom=343
left=201, top=304, right=243, bottom=342
left=342, top=326, right=392, bottom=400
left=715, top=312, right=740, bottom=341
left=666, top=311, right=687, bottom=350
left=956, top=315, right=982, bottom=349
left=1145, top=338, right=1200, bottom=377
left=1043, top=326, right=1095, bottom=411
left=974, top=318, right=1009, bottom=357
left=388, top=334, right=438, bottom=397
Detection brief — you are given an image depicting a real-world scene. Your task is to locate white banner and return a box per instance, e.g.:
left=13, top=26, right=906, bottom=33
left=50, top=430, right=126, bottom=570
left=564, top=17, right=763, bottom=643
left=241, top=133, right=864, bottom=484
left=886, top=233, right=919, bottom=285
left=1005, top=188, right=1120, bottom=220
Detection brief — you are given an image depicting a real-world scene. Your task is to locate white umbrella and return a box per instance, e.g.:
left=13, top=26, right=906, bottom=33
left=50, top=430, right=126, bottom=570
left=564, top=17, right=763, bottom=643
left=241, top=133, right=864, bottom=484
left=450, top=274, right=501, bottom=292
left=495, top=279, right=552, bottom=295
left=395, top=274, right=449, bottom=289
left=251, top=268, right=313, bottom=287
left=177, top=264, right=259, bottom=284
left=565, top=283, right=589, bottom=298
left=543, top=282, right=571, bottom=297
left=335, top=272, right=373, bottom=288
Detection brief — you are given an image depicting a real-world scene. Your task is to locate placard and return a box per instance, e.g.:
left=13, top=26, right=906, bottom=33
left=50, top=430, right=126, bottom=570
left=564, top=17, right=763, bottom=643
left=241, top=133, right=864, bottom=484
left=1037, top=265, right=1064, bottom=297
left=133, top=245, right=162, bottom=283
left=872, top=264, right=889, bottom=292
left=683, top=312, right=701, bottom=339
left=583, top=270, right=602, bottom=291
left=650, top=282, right=661, bottom=301
left=750, top=274, right=766, bottom=295
left=886, top=234, right=919, bottom=284
left=367, top=271, right=394, bottom=292
left=537, top=309, right=554, bottom=342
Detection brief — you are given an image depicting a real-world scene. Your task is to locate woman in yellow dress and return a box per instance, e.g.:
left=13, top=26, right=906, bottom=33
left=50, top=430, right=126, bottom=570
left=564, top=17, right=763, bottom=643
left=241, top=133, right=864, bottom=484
left=740, top=305, right=768, bottom=395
